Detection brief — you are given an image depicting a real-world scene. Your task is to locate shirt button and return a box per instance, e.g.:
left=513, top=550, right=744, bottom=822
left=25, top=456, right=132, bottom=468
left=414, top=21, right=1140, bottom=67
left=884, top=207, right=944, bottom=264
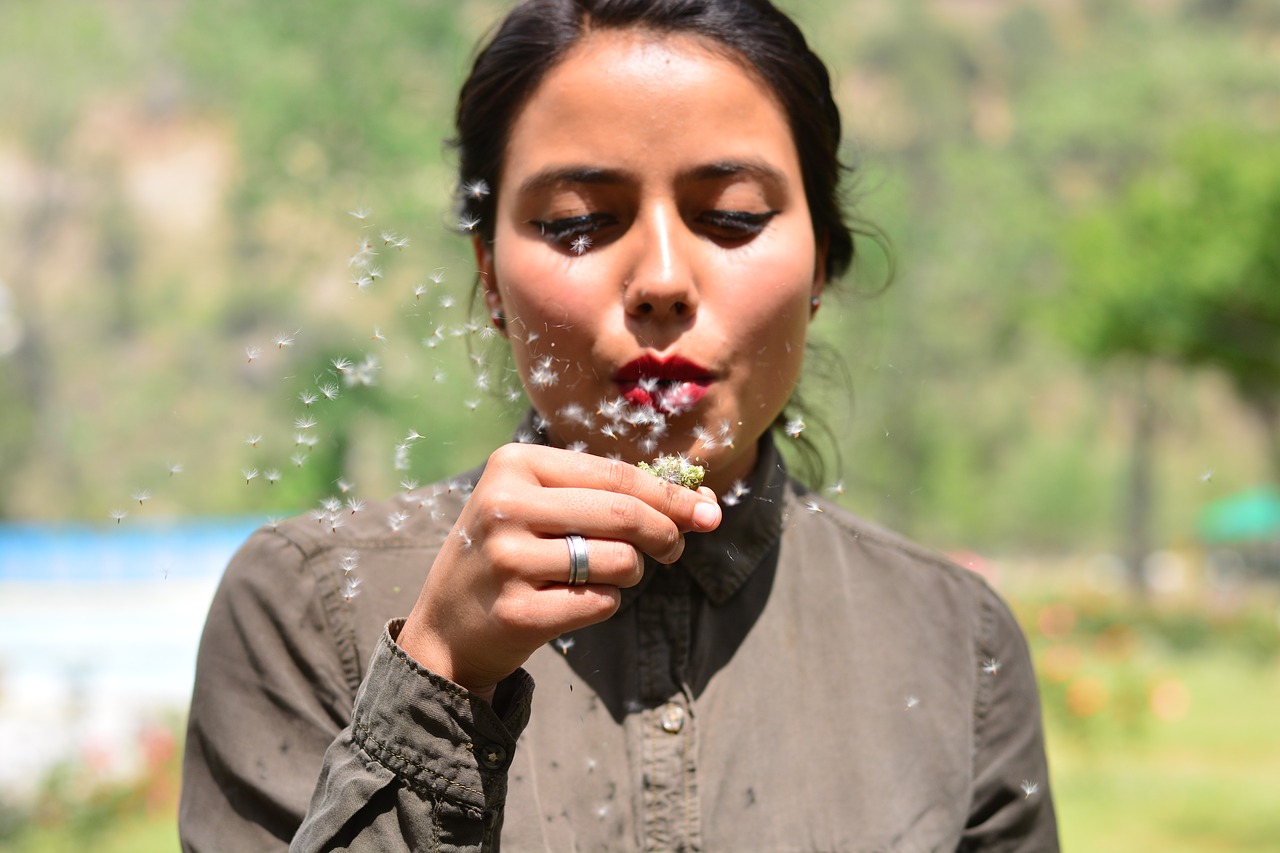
left=659, top=703, right=685, bottom=734
left=479, top=744, right=508, bottom=769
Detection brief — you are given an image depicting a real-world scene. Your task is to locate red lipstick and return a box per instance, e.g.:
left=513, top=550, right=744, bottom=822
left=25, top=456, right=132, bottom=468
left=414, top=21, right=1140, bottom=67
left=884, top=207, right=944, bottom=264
left=615, top=355, right=713, bottom=415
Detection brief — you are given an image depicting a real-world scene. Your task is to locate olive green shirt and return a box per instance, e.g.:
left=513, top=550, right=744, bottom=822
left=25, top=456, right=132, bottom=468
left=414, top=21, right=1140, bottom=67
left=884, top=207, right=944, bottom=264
left=180, top=438, right=1058, bottom=852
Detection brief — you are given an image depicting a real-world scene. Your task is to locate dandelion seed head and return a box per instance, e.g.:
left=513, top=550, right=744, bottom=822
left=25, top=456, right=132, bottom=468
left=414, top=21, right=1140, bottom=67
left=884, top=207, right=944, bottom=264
left=132, top=489, right=151, bottom=505
left=1020, top=780, right=1038, bottom=799
left=245, top=346, right=262, bottom=363
left=110, top=508, right=128, bottom=524
left=784, top=416, right=805, bottom=438
left=982, top=658, right=1001, bottom=676
left=265, top=469, right=281, bottom=484
left=349, top=207, right=371, bottom=221
left=242, top=467, right=259, bottom=483
left=570, top=234, right=592, bottom=255
left=463, top=179, right=490, bottom=200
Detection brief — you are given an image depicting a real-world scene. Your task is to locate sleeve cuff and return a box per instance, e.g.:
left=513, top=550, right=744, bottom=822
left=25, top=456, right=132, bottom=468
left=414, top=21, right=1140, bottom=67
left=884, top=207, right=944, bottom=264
left=347, top=619, right=534, bottom=811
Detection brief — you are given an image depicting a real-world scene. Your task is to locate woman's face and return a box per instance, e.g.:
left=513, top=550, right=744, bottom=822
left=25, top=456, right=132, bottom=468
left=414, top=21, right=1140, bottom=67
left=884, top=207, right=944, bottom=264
left=479, top=28, right=823, bottom=495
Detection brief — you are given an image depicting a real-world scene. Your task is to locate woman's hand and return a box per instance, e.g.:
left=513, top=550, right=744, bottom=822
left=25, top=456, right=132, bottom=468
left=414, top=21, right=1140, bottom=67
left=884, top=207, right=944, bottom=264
left=396, top=443, right=722, bottom=703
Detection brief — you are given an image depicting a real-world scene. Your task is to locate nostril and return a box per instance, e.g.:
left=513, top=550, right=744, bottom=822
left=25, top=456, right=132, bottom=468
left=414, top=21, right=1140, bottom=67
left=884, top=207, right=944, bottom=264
left=673, top=301, right=688, bottom=316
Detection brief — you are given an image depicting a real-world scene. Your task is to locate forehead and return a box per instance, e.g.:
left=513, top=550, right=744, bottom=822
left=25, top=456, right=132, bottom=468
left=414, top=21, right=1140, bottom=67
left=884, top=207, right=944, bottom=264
left=500, top=28, right=799, bottom=185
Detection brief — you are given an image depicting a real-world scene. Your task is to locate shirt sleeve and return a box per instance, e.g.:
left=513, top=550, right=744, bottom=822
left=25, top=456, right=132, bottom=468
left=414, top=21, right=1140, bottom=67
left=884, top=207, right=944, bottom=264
left=179, top=529, right=533, bottom=853
left=959, top=582, right=1060, bottom=852
left=291, top=621, right=533, bottom=853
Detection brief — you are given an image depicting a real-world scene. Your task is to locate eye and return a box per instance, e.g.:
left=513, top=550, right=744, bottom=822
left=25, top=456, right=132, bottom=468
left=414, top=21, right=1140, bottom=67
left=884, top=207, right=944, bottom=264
left=695, top=209, right=779, bottom=243
left=528, top=213, right=618, bottom=253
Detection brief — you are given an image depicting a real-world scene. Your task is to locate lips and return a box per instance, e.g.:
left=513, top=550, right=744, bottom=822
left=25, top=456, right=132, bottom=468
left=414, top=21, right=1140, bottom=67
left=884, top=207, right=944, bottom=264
left=615, top=355, right=713, bottom=415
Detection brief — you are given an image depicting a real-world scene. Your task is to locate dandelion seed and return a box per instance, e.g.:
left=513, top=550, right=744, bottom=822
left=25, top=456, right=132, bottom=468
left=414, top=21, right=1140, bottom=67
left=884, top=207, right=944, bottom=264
left=434, top=369, right=447, bottom=384
left=380, top=230, right=398, bottom=245
left=110, top=508, right=128, bottom=524
left=245, top=346, right=262, bottom=363
left=322, top=497, right=342, bottom=513
left=266, top=517, right=282, bottom=531
left=367, top=267, right=382, bottom=281
left=336, top=479, right=354, bottom=494
left=1020, top=780, right=1038, bottom=799
left=457, top=527, right=474, bottom=548
left=245, top=434, right=262, bottom=447
left=982, top=658, right=1001, bottom=676
left=387, top=510, right=409, bottom=532
left=265, top=469, right=281, bottom=485
left=391, top=236, right=409, bottom=250
left=299, top=389, right=319, bottom=407
left=567, top=441, right=589, bottom=452
left=167, top=462, right=183, bottom=477
left=341, top=576, right=362, bottom=602
left=463, top=178, right=490, bottom=199
left=458, top=213, right=481, bottom=231
left=722, top=479, right=751, bottom=507
left=530, top=356, right=560, bottom=389
left=465, top=398, right=481, bottom=412
left=828, top=480, right=845, bottom=495
left=329, top=514, right=345, bottom=534
left=1200, top=469, right=1214, bottom=483
left=291, top=452, right=308, bottom=468
left=320, top=383, right=340, bottom=401
left=905, top=695, right=920, bottom=710
left=553, top=636, right=575, bottom=655
left=331, top=357, right=352, bottom=373
left=353, top=275, right=374, bottom=291
left=784, top=416, right=805, bottom=438
left=570, top=234, right=592, bottom=255
left=803, top=499, right=824, bottom=514
left=429, top=269, right=446, bottom=285
left=400, top=478, right=420, bottom=492
left=243, top=467, right=259, bottom=484
left=295, top=432, right=318, bottom=448
left=439, top=294, right=456, bottom=309
left=295, top=415, right=318, bottom=430
left=132, top=489, right=151, bottom=505
left=339, top=551, right=359, bottom=574
left=413, top=283, right=429, bottom=300
left=347, top=497, right=365, bottom=515
left=349, top=207, right=371, bottom=221
left=274, top=330, right=298, bottom=349
left=372, top=325, right=385, bottom=342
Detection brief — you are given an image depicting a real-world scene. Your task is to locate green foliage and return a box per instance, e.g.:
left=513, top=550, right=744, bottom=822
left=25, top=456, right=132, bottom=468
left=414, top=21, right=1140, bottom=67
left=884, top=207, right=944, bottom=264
left=1061, top=128, right=1280, bottom=383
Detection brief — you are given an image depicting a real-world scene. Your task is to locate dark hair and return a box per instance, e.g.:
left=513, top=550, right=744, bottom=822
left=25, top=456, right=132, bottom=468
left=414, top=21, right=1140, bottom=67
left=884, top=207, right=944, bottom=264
left=453, top=0, right=856, bottom=283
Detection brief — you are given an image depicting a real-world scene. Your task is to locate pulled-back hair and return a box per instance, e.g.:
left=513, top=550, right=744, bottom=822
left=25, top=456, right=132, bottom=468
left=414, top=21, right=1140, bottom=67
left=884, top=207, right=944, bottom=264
left=453, top=0, right=856, bottom=283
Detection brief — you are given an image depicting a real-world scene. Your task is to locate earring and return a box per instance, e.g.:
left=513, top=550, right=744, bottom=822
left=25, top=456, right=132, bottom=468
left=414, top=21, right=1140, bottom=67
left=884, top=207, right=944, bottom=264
left=490, top=311, right=506, bottom=331
left=810, top=295, right=821, bottom=312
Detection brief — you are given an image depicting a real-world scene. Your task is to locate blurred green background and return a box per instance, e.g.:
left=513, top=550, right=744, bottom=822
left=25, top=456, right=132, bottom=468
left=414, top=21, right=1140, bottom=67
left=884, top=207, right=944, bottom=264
left=1, top=0, right=1278, bottom=850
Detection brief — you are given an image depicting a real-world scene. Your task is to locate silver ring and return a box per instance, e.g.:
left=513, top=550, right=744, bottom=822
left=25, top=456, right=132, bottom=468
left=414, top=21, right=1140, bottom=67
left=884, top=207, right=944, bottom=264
left=566, top=534, right=589, bottom=586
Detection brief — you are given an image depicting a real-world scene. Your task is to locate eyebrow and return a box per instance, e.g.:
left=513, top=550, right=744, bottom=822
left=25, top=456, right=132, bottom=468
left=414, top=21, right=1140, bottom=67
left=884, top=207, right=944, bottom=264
left=515, top=159, right=789, bottom=196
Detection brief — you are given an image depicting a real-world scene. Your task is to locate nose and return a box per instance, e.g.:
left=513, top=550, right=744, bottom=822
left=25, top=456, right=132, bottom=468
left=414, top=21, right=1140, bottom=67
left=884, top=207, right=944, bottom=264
left=623, top=204, right=698, bottom=322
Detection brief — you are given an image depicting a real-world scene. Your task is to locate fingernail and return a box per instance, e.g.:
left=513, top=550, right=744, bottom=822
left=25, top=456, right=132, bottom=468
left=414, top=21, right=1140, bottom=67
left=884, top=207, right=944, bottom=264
left=692, top=500, right=721, bottom=530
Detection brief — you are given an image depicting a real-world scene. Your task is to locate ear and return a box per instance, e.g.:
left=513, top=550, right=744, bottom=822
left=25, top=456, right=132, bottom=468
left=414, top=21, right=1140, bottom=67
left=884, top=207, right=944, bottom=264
left=472, top=235, right=505, bottom=331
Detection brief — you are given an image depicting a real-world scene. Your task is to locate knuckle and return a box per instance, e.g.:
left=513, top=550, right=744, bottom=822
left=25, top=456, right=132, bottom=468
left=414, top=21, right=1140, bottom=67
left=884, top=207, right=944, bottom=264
left=607, top=495, right=641, bottom=531
left=483, top=535, right=523, bottom=575
left=605, top=458, right=637, bottom=494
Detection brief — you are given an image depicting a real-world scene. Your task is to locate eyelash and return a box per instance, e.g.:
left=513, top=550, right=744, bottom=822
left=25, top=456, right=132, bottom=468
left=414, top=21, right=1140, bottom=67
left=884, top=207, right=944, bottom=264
left=528, top=209, right=779, bottom=251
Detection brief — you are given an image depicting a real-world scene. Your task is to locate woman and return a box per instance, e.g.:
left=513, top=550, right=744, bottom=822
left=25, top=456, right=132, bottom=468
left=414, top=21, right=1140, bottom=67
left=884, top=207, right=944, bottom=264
left=180, top=1, right=1059, bottom=850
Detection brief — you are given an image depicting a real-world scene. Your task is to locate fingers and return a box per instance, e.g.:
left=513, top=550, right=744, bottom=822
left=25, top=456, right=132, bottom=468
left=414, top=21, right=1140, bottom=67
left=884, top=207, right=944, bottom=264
left=527, top=535, right=646, bottom=589
left=486, top=444, right=723, bottom=536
